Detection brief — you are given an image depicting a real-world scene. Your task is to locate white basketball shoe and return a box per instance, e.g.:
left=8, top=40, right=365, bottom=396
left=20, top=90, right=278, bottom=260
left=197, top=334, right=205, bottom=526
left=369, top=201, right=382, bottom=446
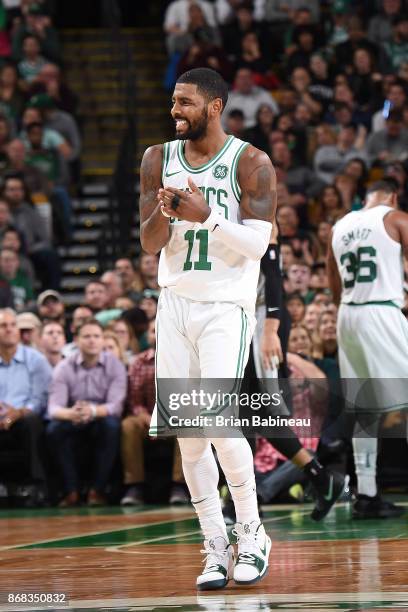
left=232, top=521, right=271, bottom=585
left=196, top=536, right=235, bottom=591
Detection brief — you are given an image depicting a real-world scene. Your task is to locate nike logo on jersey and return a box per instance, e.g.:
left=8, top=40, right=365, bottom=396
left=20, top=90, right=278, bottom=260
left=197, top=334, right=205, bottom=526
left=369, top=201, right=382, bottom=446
left=267, top=307, right=279, bottom=312
left=165, top=169, right=182, bottom=178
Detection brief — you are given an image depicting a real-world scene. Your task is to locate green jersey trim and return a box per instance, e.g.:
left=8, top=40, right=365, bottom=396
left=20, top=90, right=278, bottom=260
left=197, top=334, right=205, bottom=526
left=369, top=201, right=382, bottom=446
left=230, top=142, right=250, bottom=201
left=177, top=135, right=234, bottom=173
left=161, top=142, right=170, bottom=184
left=342, top=300, right=399, bottom=308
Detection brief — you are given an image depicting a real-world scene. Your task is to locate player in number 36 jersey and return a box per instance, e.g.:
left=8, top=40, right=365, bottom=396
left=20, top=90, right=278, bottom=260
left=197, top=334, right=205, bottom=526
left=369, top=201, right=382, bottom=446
left=327, top=179, right=408, bottom=520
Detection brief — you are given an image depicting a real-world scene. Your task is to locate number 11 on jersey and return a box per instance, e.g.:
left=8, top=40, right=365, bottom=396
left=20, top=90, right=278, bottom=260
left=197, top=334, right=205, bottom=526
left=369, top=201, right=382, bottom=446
left=183, top=229, right=212, bottom=271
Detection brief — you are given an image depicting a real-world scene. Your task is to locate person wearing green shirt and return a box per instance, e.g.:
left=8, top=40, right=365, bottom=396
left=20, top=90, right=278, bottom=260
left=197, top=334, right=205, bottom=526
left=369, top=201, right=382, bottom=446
left=0, top=248, right=34, bottom=310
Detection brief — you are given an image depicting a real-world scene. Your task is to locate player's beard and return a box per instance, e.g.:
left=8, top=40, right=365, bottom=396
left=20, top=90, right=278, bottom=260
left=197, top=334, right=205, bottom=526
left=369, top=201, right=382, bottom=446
left=174, top=108, right=208, bottom=141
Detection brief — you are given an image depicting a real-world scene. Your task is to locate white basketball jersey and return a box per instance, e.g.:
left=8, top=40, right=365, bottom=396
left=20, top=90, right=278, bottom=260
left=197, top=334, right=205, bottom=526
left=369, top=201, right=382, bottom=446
left=158, top=135, right=260, bottom=315
left=332, top=205, right=404, bottom=306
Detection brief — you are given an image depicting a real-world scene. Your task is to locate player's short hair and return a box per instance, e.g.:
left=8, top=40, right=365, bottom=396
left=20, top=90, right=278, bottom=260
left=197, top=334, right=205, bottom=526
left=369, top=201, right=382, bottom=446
left=366, top=178, right=399, bottom=195
left=176, top=68, right=229, bottom=113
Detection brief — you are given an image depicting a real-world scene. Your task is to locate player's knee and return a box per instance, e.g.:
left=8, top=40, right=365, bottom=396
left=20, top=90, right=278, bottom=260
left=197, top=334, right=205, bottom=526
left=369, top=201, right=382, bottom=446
left=178, top=437, right=209, bottom=463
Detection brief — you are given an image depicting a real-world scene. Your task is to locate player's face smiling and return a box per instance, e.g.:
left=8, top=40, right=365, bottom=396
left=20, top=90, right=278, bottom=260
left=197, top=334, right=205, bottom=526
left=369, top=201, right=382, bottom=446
left=171, top=84, right=209, bottom=141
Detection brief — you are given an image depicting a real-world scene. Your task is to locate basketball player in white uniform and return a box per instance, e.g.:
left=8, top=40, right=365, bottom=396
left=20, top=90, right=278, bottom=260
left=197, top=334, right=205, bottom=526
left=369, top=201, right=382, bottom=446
left=328, top=179, right=408, bottom=519
left=139, top=68, right=274, bottom=589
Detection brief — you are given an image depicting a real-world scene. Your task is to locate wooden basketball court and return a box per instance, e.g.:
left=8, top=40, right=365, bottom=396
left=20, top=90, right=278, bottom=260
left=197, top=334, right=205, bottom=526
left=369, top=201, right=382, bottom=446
left=1, top=500, right=407, bottom=611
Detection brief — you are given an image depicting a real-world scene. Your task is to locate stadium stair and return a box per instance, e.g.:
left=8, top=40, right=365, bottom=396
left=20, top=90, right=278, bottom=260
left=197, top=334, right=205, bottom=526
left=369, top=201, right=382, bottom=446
left=58, top=27, right=171, bottom=307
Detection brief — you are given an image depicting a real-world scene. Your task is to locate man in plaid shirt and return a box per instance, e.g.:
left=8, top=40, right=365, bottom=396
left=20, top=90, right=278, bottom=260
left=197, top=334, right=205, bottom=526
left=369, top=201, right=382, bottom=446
left=120, top=319, right=187, bottom=505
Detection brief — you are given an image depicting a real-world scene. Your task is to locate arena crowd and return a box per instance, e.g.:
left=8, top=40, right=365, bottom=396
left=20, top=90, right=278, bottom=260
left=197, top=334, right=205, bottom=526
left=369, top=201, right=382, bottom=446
left=0, top=0, right=407, bottom=508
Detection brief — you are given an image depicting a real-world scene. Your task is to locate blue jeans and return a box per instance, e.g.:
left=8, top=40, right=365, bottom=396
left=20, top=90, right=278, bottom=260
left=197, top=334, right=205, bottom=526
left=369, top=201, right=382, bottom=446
left=46, top=416, right=120, bottom=494
left=256, top=460, right=308, bottom=503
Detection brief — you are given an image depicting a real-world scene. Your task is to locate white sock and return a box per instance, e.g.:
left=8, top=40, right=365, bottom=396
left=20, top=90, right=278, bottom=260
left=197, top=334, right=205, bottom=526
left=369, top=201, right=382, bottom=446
left=192, top=493, right=228, bottom=542
left=212, top=437, right=260, bottom=524
left=353, top=437, right=378, bottom=497
left=178, top=438, right=228, bottom=541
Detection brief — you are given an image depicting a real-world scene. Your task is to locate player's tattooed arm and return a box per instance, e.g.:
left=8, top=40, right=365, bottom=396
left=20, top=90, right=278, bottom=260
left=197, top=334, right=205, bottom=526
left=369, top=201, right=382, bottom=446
left=326, top=230, right=342, bottom=306
left=139, top=144, right=170, bottom=254
left=238, top=147, right=277, bottom=224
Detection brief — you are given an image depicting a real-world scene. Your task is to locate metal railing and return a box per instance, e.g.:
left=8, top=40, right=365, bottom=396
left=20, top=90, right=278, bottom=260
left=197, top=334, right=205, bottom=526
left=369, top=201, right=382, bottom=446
left=98, top=0, right=139, bottom=271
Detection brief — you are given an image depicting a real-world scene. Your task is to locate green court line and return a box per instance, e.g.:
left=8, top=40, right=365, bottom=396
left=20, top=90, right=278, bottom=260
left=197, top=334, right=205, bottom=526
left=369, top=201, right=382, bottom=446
left=3, top=501, right=408, bottom=551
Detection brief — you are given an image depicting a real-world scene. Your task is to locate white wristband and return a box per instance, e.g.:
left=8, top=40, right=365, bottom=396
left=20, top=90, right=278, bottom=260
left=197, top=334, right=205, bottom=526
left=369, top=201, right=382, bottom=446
left=90, top=404, right=97, bottom=419
left=201, top=207, right=220, bottom=231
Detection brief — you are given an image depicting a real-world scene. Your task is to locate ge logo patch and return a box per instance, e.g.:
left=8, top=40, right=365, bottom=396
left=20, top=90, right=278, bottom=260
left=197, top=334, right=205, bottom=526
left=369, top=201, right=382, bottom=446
left=213, top=164, right=228, bottom=180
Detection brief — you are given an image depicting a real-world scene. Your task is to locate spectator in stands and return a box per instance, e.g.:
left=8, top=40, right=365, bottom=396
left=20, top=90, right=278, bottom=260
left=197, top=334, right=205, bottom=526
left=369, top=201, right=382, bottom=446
left=103, top=330, right=127, bottom=365
left=347, top=48, right=383, bottom=111
left=138, top=292, right=158, bottom=322
left=221, top=4, right=269, bottom=61
left=139, top=252, right=160, bottom=296
left=372, top=81, right=407, bottom=132
left=164, top=0, right=217, bottom=55
left=256, top=0, right=320, bottom=24
left=368, top=0, right=404, bottom=46
left=62, top=305, right=93, bottom=357
left=115, top=296, right=135, bottom=311
left=327, top=82, right=372, bottom=130
left=225, top=108, right=246, bottom=138
left=0, top=117, right=12, bottom=172
left=343, top=157, right=368, bottom=198
left=285, top=261, right=314, bottom=304
left=286, top=293, right=305, bottom=324
left=1, top=228, right=36, bottom=285
left=335, top=15, right=380, bottom=75
left=39, top=320, right=65, bottom=368
left=36, top=290, right=65, bottom=325
left=121, top=319, right=187, bottom=506
left=280, top=240, right=296, bottom=272
left=223, top=67, right=279, bottom=129
left=12, top=3, right=61, bottom=63
left=110, top=317, right=139, bottom=363
left=28, top=63, right=79, bottom=116
left=27, top=93, right=81, bottom=163
left=315, top=221, right=332, bottom=261
left=244, top=103, right=276, bottom=153
left=303, top=302, right=323, bottom=334
left=365, top=108, right=408, bottom=165
left=16, top=311, right=41, bottom=348
left=114, top=257, right=143, bottom=301
left=234, top=31, right=271, bottom=82
left=177, top=34, right=232, bottom=82
left=84, top=279, right=109, bottom=314
left=0, top=308, right=51, bottom=505
left=21, top=106, right=72, bottom=161
left=333, top=173, right=361, bottom=211
left=384, top=160, right=408, bottom=210
left=383, top=15, right=408, bottom=71
left=18, top=34, right=47, bottom=84
left=47, top=319, right=127, bottom=507
left=100, top=271, right=124, bottom=309
left=286, top=25, right=319, bottom=73
left=1, top=174, right=61, bottom=289
left=0, top=63, right=25, bottom=128
left=0, top=247, right=33, bottom=310
left=25, top=122, right=60, bottom=183
left=271, top=140, right=324, bottom=205
left=290, top=67, right=322, bottom=119
left=313, top=310, right=338, bottom=360
left=6, top=138, right=50, bottom=197
left=314, top=124, right=364, bottom=184
left=0, top=198, right=12, bottom=240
